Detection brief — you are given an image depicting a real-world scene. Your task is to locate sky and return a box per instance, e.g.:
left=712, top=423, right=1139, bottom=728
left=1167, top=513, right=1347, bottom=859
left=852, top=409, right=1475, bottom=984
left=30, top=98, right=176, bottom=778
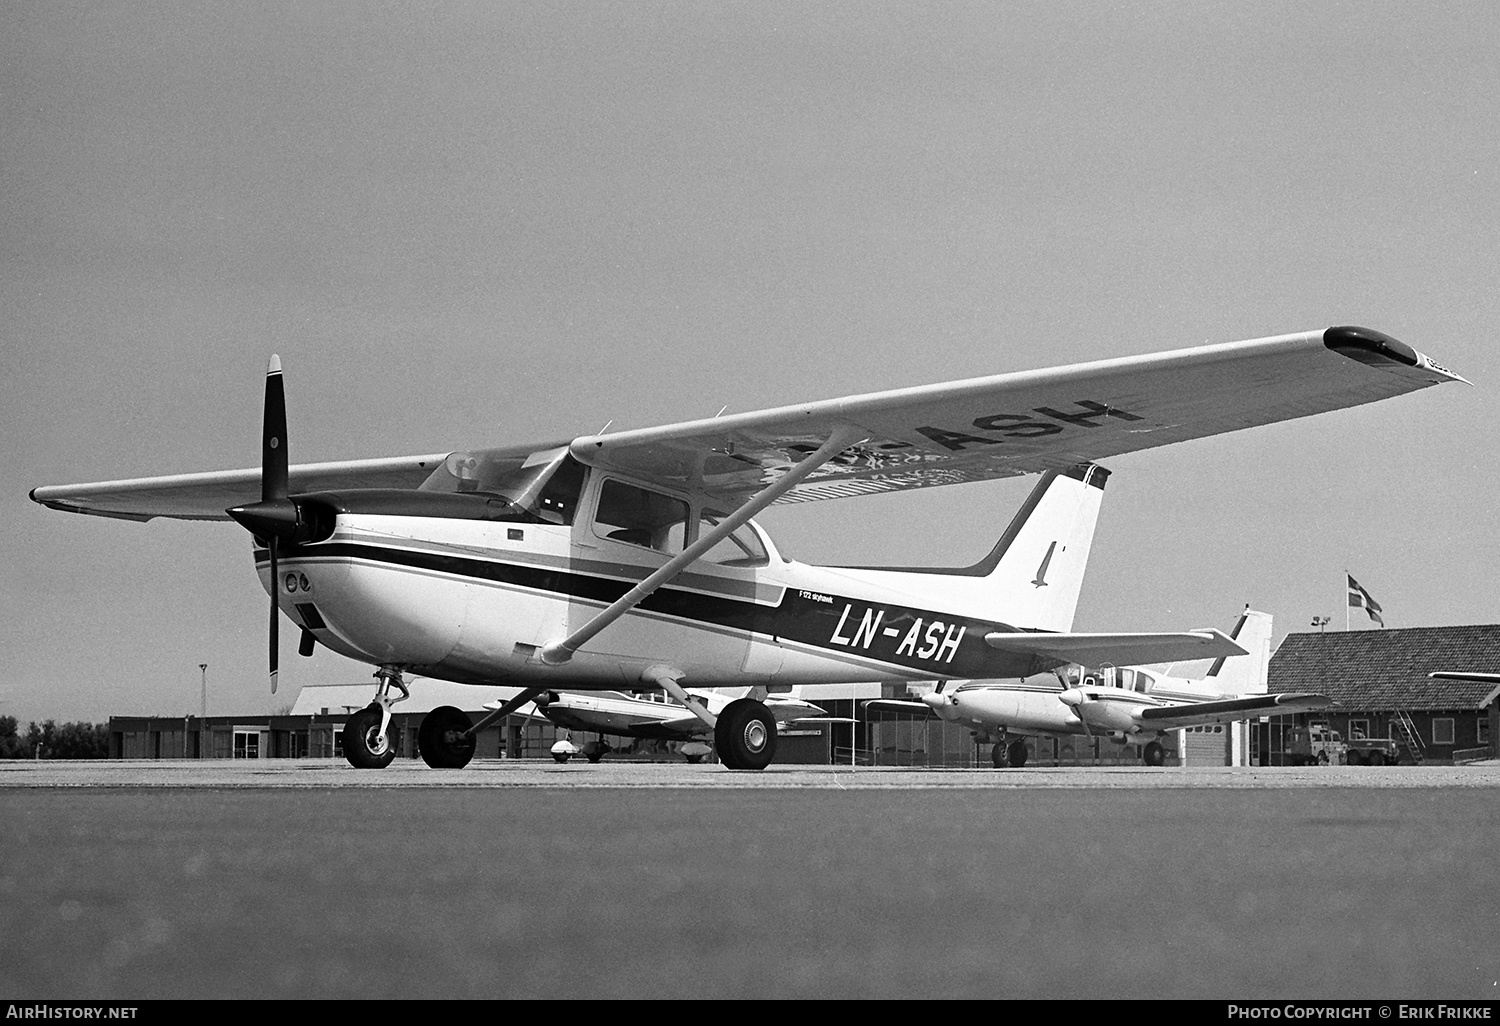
left=5, top=1, right=1500, bottom=724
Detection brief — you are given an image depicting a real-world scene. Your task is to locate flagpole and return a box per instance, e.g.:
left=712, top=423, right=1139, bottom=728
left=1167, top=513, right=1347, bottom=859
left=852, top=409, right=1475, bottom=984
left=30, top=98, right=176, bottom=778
left=1344, top=570, right=1349, bottom=632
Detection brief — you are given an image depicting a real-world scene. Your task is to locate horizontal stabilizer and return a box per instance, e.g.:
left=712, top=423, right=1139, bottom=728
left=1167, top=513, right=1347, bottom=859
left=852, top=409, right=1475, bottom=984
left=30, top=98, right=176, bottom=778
left=983, top=629, right=1245, bottom=667
left=1137, top=691, right=1331, bottom=730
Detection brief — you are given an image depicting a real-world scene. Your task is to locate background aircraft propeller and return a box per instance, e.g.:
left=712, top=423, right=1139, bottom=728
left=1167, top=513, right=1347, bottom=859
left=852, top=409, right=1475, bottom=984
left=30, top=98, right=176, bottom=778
left=1058, top=686, right=1094, bottom=739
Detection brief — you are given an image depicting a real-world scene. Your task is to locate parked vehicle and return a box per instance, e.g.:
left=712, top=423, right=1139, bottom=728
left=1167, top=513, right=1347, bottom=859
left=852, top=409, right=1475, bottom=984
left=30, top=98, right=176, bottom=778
left=1344, top=732, right=1401, bottom=766
left=1286, top=725, right=1347, bottom=766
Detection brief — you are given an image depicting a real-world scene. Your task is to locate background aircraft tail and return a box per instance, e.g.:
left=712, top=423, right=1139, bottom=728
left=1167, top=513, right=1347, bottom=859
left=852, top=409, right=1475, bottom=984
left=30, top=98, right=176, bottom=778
left=831, top=463, right=1108, bottom=633
left=1203, top=607, right=1273, bottom=695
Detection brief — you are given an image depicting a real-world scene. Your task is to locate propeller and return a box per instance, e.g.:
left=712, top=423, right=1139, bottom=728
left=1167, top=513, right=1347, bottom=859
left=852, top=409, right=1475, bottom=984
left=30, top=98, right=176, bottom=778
left=225, top=356, right=301, bottom=694
left=1058, top=686, right=1094, bottom=738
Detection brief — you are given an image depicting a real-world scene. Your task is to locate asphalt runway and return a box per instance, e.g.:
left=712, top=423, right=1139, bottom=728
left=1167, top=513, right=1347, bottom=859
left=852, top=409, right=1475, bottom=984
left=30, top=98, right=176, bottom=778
left=1, top=760, right=1497, bottom=1000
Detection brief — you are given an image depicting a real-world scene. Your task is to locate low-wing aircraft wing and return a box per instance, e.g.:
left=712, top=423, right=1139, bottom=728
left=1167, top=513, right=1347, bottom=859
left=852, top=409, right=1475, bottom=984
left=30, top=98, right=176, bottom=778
left=983, top=629, right=1245, bottom=667
left=649, top=696, right=828, bottom=734
left=1429, top=671, right=1500, bottom=684
left=31, top=326, right=1460, bottom=521
left=1134, top=691, right=1333, bottom=731
left=864, top=699, right=934, bottom=714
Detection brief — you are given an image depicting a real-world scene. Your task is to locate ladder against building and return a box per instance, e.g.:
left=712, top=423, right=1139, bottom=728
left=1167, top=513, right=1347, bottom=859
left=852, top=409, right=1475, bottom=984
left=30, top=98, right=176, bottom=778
left=1392, top=710, right=1425, bottom=765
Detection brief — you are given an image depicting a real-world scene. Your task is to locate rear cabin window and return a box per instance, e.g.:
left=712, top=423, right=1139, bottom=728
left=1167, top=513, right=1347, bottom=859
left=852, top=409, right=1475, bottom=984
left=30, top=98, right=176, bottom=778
left=698, top=514, right=770, bottom=568
left=593, top=480, right=689, bottom=554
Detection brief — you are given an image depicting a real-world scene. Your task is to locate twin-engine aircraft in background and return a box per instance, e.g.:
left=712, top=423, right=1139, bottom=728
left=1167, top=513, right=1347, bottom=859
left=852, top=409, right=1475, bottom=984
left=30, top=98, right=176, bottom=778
left=516, top=686, right=835, bottom=764
left=31, top=327, right=1461, bottom=770
left=873, top=608, right=1331, bottom=767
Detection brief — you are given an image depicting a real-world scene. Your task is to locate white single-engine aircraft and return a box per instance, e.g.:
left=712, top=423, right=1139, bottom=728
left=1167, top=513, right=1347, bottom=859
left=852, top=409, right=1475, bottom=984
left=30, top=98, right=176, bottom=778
left=520, top=686, right=832, bottom=764
left=873, top=608, right=1331, bottom=767
left=30, top=327, right=1460, bottom=771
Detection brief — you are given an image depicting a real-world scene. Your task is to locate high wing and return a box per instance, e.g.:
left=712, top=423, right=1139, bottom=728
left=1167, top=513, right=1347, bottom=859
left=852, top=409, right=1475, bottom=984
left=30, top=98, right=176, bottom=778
left=30, top=326, right=1460, bottom=521
left=569, top=326, right=1461, bottom=508
left=30, top=452, right=458, bottom=522
left=1135, top=691, right=1332, bottom=731
left=984, top=629, right=1245, bottom=667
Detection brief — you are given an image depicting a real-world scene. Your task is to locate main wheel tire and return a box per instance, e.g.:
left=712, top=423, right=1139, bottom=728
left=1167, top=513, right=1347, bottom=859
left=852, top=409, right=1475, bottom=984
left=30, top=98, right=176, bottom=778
left=1006, top=740, right=1028, bottom=768
left=418, top=705, right=477, bottom=769
left=552, top=753, right=571, bottom=764
left=1348, top=750, right=1365, bottom=766
left=1142, top=741, right=1166, bottom=767
left=991, top=743, right=1005, bottom=769
left=713, top=698, right=777, bottom=770
left=343, top=705, right=397, bottom=769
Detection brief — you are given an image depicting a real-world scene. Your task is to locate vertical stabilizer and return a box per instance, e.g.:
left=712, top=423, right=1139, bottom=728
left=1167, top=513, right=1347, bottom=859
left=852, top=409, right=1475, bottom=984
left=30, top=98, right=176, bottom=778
left=821, top=463, right=1108, bottom=633
left=967, top=464, right=1108, bottom=632
left=1204, top=607, right=1273, bottom=695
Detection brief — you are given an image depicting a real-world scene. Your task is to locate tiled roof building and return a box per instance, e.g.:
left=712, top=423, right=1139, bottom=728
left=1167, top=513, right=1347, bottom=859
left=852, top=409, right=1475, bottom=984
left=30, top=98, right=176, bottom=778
left=1266, top=626, right=1500, bottom=763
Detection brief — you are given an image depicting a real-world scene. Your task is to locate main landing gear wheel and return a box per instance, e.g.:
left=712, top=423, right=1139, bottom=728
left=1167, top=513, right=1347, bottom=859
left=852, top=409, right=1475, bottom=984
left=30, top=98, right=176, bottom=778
left=1006, top=740, right=1028, bottom=768
left=991, top=743, right=1005, bottom=769
left=714, top=698, right=777, bottom=770
left=344, top=704, right=397, bottom=769
left=1142, top=741, right=1167, bottom=767
left=418, top=705, right=477, bottom=769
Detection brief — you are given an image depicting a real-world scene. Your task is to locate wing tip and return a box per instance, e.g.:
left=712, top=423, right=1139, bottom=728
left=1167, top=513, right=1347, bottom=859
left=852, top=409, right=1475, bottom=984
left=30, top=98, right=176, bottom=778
left=1324, top=326, right=1468, bottom=384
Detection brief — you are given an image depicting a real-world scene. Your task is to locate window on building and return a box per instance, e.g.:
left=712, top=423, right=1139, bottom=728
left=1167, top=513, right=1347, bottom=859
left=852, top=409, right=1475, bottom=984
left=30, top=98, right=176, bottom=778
left=1479, top=717, right=1491, bottom=746
left=233, top=730, right=260, bottom=759
left=1432, top=717, right=1455, bottom=746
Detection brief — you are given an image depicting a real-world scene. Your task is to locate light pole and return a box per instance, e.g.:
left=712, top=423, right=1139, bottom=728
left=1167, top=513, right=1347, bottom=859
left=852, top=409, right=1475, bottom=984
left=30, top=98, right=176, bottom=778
left=1311, top=616, right=1330, bottom=633
left=197, top=663, right=208, bottom=760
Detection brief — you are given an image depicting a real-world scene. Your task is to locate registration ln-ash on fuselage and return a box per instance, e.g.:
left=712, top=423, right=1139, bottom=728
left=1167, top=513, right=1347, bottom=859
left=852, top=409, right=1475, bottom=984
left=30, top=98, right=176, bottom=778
left=29, top=327, right=1464, bottom=770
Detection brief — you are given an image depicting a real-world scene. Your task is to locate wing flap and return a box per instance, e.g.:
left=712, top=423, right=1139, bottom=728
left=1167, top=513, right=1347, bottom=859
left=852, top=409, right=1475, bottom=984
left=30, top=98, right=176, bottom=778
left=1137, top=691, right=1332, bottom=730
left=984, top=629, right=1246, bottom=667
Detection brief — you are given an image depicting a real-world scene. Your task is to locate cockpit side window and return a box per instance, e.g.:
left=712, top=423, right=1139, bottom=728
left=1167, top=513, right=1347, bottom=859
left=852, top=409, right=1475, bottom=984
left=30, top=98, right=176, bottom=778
left=593, top=480, right=689, bottom=554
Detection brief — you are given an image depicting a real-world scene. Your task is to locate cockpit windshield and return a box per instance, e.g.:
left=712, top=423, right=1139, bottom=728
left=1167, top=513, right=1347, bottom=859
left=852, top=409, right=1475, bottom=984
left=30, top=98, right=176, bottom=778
left=418, top=448, right=587, bottom=525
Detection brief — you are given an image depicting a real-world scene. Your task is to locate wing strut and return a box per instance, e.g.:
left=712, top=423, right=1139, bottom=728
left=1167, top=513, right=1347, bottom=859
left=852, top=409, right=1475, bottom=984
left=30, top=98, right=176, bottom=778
left=539, top=424, right=865, bottom=665
left=643, top=665, right=718, bottom=730
left=461, top=686, right=547, bottom=740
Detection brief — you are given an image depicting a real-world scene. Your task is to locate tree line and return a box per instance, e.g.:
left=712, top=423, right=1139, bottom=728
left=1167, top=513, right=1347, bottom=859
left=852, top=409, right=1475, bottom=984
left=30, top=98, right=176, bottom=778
left=0, top=716, right=109, bottom=759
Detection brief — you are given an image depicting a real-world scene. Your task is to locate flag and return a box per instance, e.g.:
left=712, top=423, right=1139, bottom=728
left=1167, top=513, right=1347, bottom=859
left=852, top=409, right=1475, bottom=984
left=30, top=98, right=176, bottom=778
left=1347, top=574, right=1384, bottom=627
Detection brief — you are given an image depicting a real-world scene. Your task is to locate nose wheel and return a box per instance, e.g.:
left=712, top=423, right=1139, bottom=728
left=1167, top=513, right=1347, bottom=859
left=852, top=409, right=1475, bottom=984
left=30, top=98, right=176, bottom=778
left=343, top=704, right=398, bottom=769
left=343, top=666, right=409, bottom=769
